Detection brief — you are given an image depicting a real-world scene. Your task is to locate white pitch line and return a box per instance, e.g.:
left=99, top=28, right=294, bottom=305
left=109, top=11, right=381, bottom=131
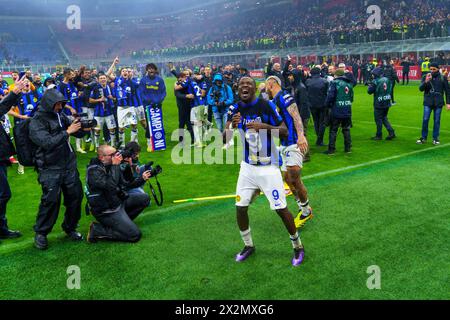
left=303, top=142, right=450, bottom=180
left=356, top=120, right=450, bottom=134
left=1, top=143, right=449, bottom=254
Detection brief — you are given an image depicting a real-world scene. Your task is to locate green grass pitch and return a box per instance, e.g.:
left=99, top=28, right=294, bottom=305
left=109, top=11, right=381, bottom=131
left=0, top=80, right=449, bottom=300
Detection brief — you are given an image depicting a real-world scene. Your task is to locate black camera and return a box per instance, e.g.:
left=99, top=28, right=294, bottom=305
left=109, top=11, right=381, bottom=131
left=143, top=161, right=162, bottom=177
left=117, top=148, right=134, bottom=159
left=73, top=113, right=98, bottom=129
left=211, top=89, right=222, bottom=103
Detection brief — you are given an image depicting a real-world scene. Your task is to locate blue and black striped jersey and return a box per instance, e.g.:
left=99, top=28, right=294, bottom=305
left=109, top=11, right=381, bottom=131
left=272, top=90, right=298, bottom=147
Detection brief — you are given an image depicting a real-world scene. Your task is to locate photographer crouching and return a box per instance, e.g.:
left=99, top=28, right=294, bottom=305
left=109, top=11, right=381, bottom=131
left=86, top=144, right=151, bottom=243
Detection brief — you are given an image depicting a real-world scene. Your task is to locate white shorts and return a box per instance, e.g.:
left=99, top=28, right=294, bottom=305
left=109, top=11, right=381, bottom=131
left=236, top=161, right=287, bottom=210
left=117, top=107, right=137, bottom=128
left=82, top=107, right=95, bottom=120
left=2, top=116, right=11, bottom=134
left=280, top=144, right=304, bottom=172
left=135, top=106, right=146, bottom=121
left=190, top=105, right=206, bottom=123
left=95, top=115, right=116, bottom=131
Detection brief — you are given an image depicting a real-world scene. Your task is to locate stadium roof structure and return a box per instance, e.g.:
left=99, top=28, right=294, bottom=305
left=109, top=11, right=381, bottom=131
left=0, top=0, right=284, bottom=21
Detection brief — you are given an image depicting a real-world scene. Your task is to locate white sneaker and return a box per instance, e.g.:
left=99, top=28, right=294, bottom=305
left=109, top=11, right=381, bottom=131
left=222, top=142, right=232, bottom=150
left=433, top=140, right=440, bottom=145
left=77, top=148, right=87, bottom=154
left=17, top=165, right=24, bottom=175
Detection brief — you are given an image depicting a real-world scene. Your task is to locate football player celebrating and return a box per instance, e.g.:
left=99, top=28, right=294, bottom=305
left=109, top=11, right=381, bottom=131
left=225, top=76, right=305, bottom=267
left=57, top=68, right=84, bottom=153
left=89, top=74, right=117, bottom=150
left=114, top=68, right=137, bottom=148
left=128, top=69, right=148, bottom=147
left=265, top=76, right=313, bottom=228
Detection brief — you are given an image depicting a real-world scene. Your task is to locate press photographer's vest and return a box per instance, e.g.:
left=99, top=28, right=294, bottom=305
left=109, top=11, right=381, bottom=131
left=374, top=77, right=392, bottom=108
left=333, top=79, right=353, bottom=118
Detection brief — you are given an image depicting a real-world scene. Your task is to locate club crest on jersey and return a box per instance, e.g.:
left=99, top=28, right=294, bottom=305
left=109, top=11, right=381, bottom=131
left=345, top=86, right=349, bottom=94
left=383, top=82, right=387, bottom=91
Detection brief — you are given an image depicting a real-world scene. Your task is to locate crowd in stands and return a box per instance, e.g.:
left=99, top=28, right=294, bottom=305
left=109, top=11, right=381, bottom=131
left=134, top=0, right=450, bottom=58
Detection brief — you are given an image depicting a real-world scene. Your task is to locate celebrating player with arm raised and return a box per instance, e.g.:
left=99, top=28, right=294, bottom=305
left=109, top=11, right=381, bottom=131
left=225, top=76, right=305, bottom=267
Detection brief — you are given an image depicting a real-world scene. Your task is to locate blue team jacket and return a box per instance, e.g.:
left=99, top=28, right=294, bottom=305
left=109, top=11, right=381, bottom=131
left=138, top=75, right=167, bottom=106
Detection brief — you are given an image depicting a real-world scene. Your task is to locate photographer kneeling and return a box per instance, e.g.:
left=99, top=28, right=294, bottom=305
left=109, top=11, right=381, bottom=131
left=86, top=145, right=151, bottom=243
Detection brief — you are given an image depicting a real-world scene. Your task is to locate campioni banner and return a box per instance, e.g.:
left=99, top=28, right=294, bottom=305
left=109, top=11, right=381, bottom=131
left=146, top=105, right=166, bottom=152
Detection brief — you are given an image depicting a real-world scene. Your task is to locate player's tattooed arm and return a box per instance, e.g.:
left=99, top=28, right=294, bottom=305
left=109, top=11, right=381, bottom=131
left=287, top=103, right=308, bottom=154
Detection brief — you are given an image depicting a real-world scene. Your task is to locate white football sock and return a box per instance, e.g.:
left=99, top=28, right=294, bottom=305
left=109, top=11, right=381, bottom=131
left=240, top=228, right=254, bottom=247
left=290, top=232, right=303, bottom=249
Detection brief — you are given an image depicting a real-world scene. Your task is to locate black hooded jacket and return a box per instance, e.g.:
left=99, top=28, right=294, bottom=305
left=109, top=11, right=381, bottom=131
left=0, top=92, right=20, bottom=166
left=305, top=74, right=329, bottom=108
left=29, top=88, right=84, bottom=171
left=383, top=64, right=399, bottom=83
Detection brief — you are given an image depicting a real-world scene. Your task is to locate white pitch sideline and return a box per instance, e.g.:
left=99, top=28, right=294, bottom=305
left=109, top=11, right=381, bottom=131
left=1, top=143, right=448, bottom=253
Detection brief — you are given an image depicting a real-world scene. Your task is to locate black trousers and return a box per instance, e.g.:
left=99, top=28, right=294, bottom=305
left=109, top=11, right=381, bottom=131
left=0, top=165, right=11, bottom=233
left=374, top=107, right=395, bottom=137
left=34, top=169, right=83, bottom=236
left=177, top=103, right=194, bottom=143
left=207, top=105, right=213, bottom=123
left=328, top=117, right=352, bottom=151
left=92, top=193, right=150, bottom=242
left=310, top=107, right=328, bottom=144
left=391, top=81, right=396, bottom=103
left=402, top=72, right=409, bottom=85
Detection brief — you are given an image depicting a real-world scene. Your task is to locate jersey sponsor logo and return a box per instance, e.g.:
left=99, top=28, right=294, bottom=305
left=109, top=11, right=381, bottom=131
left=242, top=117, right=262, bottom=125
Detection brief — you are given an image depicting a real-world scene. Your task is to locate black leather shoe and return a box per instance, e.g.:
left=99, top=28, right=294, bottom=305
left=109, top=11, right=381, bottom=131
left=371, top=136, right=382, bottom=141
left=386, top=134, right=396, bottom=141
left=323, top=149, right=335, bottom=155
left=34, top=233, right=48, bottom=250
left=0, top=229, right=22, bottom=239
left=66, top=231, right=84, bottom=241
